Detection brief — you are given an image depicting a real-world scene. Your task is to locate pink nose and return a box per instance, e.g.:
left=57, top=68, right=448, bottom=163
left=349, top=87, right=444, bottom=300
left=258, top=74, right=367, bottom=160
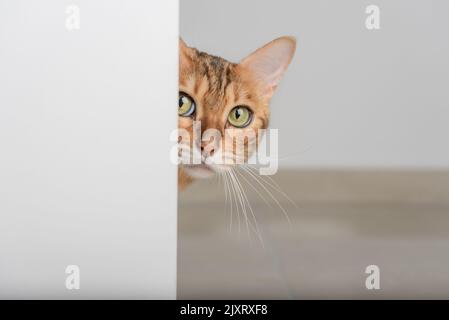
left=201, top=144, right=215, bottom=157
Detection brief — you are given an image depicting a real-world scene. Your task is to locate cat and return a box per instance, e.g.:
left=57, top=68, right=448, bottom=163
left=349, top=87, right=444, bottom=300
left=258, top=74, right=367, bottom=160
left=178, top=36, right=296, bottom=190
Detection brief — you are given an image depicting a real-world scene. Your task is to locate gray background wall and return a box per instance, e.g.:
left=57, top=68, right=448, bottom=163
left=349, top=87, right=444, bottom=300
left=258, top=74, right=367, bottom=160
left=181, top=0, right=449, bottom=168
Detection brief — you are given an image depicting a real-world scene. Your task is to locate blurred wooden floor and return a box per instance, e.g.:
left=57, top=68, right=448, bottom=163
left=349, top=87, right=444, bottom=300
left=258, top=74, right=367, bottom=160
left=178, top=170, right=449, bottom=299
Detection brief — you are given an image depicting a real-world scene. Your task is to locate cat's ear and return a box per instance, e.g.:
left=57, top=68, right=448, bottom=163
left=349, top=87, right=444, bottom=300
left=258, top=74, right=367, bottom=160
left=179, top=38, right=189, bottom=53
left=240, top=36, right=296, bottom=99
left=179, top=38, right=194, bottom=69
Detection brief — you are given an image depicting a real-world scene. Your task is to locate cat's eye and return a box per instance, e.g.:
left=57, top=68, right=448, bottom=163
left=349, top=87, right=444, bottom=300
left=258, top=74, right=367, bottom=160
left=228, top=106, right=252, bottom=128
left=178, top=93, right=196, bottom=117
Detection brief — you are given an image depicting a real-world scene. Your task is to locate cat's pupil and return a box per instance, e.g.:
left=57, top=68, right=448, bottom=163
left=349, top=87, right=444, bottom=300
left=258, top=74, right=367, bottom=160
left=179, top=97, right=184, bottom=108
left=235, top=109, right=241, bottom=119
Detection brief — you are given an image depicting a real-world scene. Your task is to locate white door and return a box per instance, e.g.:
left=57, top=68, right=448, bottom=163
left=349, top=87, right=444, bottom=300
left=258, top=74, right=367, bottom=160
left=0, top=0, right=178, bottom=299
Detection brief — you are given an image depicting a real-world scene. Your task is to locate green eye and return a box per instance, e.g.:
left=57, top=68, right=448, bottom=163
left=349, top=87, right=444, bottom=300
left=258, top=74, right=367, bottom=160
left=178, top=93, right=195, bottom=117
left=228, top=106, right=252, bottom=128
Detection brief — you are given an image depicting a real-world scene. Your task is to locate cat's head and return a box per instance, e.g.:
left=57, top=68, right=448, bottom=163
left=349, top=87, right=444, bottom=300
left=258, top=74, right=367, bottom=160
left=178, top=36, right=296, bottom=179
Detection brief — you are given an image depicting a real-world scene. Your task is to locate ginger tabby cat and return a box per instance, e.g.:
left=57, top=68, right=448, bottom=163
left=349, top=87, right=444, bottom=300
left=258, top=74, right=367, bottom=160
left=178, top=37, right=296, bottom=190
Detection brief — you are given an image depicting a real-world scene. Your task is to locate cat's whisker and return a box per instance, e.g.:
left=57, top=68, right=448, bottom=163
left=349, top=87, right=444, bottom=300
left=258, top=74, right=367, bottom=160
left=234, top=167, right=275, bottom=211
left=225, top=170, right=241, bottom=235
left=228, top=169, right=250, bottom=238
left=228, top=168, right=259, bottom=239
left=221, top=171, right=233, bottom=233
left=230, top=168, right=264, bottom=246
left=244, top=165, right=298, bottom=209
left=240, top=166, right=292, bottom=225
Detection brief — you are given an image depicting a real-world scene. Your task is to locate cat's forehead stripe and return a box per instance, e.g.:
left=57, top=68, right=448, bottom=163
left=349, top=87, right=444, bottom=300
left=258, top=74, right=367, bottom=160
left=189, top=49, right=238, bottom=108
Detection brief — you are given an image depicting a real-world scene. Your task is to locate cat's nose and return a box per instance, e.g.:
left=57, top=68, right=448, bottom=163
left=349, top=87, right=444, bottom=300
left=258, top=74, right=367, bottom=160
left=201, top=145, right=215, bottom=157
